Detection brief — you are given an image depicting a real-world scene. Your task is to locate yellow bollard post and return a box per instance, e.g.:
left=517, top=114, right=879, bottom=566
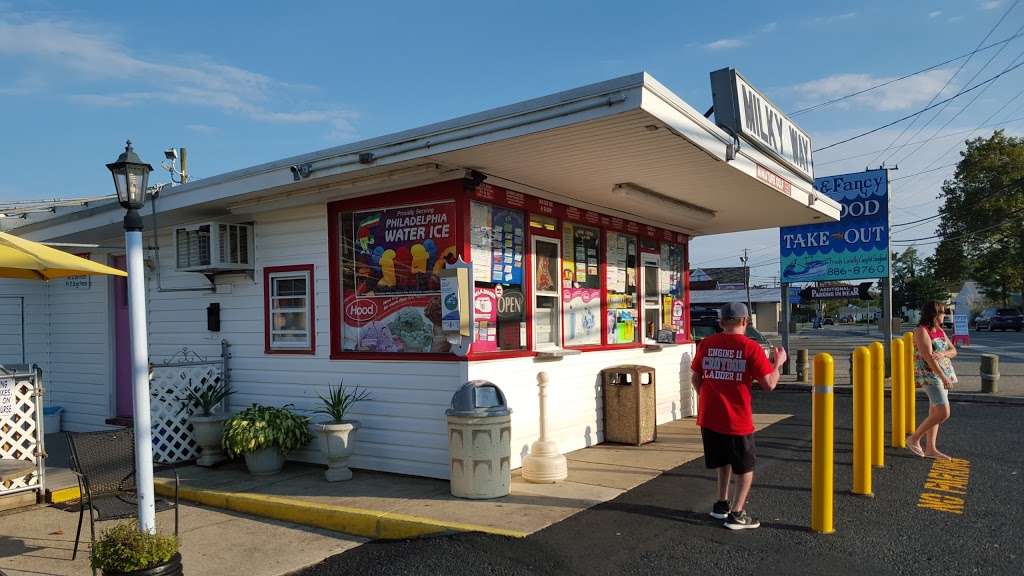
left=903, top=332, right=916, bottom=435
left=870, top=341, right=885, bottom=468
left=891, top=339, right=905, bottom=448
left=811, top=353, right=835, bottom=534
left=852, top=347, right=872, bottom=496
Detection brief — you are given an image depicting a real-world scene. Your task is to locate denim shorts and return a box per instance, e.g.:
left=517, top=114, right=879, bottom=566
left=922, top=381, right=949, bottom=406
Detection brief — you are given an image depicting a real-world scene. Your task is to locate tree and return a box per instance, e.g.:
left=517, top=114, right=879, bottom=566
left=891, top=247, right=949, bottom=310
left=936, top=131, right=1024, bottom=303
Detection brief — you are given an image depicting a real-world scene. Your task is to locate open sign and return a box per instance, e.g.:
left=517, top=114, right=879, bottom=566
left=497, top=289, right=524, bottom=321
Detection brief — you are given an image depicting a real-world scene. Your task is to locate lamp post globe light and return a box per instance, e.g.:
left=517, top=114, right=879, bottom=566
left=106, top=140, right=157, bottom=533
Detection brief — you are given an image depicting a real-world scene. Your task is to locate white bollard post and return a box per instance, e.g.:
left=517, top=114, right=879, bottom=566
left=522, top=372, right=567, bottom=483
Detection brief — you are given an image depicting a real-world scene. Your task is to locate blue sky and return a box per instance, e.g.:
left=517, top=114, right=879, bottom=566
left=2, top=0, right=1023, bottom=281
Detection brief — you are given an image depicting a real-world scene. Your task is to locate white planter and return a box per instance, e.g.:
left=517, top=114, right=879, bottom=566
left=244, top=447, right=285, bottom=476
left=190, top=414, right=227, bottom=467
left=317, top=421, right=359, bottom=482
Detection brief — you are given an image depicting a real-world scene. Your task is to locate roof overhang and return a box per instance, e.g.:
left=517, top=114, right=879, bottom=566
left=13, top=72, right=839, bottom=243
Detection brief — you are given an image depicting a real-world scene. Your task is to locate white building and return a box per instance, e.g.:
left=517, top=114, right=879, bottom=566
left=0, top=72, right=837, bottom=478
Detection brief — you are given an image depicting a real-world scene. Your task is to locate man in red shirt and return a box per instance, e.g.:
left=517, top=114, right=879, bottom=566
left=691, top=302, right=786, bottom=530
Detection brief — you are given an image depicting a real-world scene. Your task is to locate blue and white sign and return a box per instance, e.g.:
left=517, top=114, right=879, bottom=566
left=780, top=169, right=889, bottom=283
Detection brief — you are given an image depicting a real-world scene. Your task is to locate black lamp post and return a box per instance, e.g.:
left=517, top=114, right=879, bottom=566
left=106, top=140, right=157, bottom=533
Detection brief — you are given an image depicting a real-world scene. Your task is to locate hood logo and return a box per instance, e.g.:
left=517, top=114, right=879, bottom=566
left=345, top=299, right=378, bottom=321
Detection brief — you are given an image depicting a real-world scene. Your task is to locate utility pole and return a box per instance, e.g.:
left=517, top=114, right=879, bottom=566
left=741, top=249, right=752, bottom=316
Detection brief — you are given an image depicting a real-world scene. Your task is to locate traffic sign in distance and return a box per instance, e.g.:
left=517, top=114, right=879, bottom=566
left=800, top=282, right=873, bottom=301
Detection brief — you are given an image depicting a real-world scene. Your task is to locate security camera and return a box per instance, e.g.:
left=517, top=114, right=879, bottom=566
left=289, top=163, right=312, bottom=181
left=164, top=148, right=178, bottom=161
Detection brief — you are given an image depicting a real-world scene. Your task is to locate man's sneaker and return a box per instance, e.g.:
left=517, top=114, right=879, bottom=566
left=724, top=510, right=760, bottom=530
left=710, top=500, right=730, bottom=519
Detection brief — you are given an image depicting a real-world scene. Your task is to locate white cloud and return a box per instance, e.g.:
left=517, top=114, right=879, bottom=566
left=185, top=124, right=219, bottom=135
left=928, top=10, right=943, bottom=19
left=705, top=38, right=745, bottom=50
left=979, top=1, right=1004, bottom=10
left=790, top=69, right=957, bottom=112
left=0, top=16, right=358, bottom=137
left=808, top=12, right=857, bottom=25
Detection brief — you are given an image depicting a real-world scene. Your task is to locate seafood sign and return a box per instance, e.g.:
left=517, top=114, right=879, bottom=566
left=779, top=169, right=889, bottom=283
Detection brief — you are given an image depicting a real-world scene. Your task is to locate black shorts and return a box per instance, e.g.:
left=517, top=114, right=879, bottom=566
left=701, top=427, right=756, bottom=474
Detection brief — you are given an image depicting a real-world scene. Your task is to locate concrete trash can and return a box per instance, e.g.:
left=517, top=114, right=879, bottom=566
left=43, top=406, right=63, bottom=434
left=601, top=365, right=656, bottom=445
left=446, top=380, right=512, bottom=499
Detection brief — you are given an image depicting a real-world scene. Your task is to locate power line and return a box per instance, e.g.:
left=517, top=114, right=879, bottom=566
left=867, top=0, right=1019, bottom=166
left=788, top=30, right=1024, bottom=117
left=891, top=162, right=960, bottom=182
left=814, top=114, right=1024, bottom=167
left=890, top=176, right=1024, bottom=230
left=892, top=180, right=1024, bottom=245
left=812, top=59, right=1024, bottom=153
left=892, top=30, right=1024, bottom=166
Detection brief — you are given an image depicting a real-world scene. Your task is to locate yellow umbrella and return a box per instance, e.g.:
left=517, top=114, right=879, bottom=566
left=0, top=231, right=127, bottom=280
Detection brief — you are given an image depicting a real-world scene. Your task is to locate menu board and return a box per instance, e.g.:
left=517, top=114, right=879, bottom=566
left=352, top=202, right=456, bottom=295
left=470, top=202, right=524, bottom=285
left=661, top=243, right=687, bottom=340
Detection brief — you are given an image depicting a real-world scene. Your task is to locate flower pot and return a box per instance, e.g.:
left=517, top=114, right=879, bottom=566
left=190, top=414, right=227, bottom=467
left=244, top=447, right=285, bottom=476
left=101, top=552, right=182, bottom=576
left=317, top=421, right=359, bottom=482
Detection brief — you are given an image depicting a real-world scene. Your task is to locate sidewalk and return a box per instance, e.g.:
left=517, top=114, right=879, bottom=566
left=133, top=415, right=788, bottom=541
left=0, top=503, right=363, bottom=576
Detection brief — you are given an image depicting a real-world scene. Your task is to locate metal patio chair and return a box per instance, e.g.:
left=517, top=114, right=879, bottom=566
left=65, top=428, right=179, bottom=561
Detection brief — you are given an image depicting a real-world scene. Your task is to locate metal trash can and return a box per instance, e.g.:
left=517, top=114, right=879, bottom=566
left=446, top=380, right=512, bottom=499
left=601, top=365, right=656, bottom=445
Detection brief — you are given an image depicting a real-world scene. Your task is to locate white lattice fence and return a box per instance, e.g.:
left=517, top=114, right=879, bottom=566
left=0, top=371, right=43, bottom=496
left=149, top=348, right=226, bottom=464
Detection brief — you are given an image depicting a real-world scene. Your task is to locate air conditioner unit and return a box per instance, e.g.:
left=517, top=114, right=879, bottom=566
left=174, top=222, right=254, bottom=272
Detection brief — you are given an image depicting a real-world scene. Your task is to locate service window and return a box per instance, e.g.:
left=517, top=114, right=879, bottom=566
left=267, top=268, right=313, bottom=352
left=470, top=201, right=526, bottom=352
left=532, top=236, right=562, bottom=349
left=642, top=252, right=661, bottom=342
left=338, top=200, right=456, bottom=353
left=561, top=223, right=601, bottom=346
left=605, top=231, right=638, bottom=344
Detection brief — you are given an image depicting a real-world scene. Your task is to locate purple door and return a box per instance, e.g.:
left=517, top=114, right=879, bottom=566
left=113, top=255, right=133, bottom=418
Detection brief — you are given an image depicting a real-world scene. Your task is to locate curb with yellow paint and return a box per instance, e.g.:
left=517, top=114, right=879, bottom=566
left=47, top=479, right=528, bottom=540
left=150, top=479, right=529, bottom=540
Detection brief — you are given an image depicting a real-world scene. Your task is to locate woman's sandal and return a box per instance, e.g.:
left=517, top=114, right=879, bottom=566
left=907, top=441, right=925, bottom=458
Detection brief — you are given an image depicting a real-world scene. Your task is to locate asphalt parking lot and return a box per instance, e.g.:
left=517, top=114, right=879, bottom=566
left=782, top=325, right=1024, bottom=396
left=295, top=390, right=1022, bottom=576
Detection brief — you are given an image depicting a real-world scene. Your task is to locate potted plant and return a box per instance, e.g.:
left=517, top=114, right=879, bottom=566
left=314, top=382, right=372, bottom=481
left=90, top=523, right=180, bottom=576
left=178, top=379, right=233, bottom=466
left=222, top=404, right=313, bottom=475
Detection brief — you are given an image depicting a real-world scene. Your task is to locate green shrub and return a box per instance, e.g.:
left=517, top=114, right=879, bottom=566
left=177, top=378, right=233, bottom=417
left=222, top=404, right=313, bottom=457
left=90, top=523, right=177, bottom=572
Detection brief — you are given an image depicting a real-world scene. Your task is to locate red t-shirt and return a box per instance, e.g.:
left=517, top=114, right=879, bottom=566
left=690, top=333, right=773, bottom=436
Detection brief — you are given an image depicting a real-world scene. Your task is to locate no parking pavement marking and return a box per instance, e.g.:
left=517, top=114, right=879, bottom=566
left=917, top=458, right=970, bottom=515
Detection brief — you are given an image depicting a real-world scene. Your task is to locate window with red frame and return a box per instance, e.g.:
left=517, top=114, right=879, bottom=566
left=469, top=200, right=527, bottom=352
left=265, top=265, right=315, bottom=353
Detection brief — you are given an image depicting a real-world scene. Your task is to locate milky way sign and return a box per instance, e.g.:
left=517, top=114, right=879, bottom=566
left=779, top=169, right=889, bottom=283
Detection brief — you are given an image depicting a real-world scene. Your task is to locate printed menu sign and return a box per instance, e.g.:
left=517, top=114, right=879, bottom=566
left=470, top=202, right=524, bottom=285
left=352, top=202, right=457, bottom=296
left=0, top=377, right=14, bottom=418
left=564, top=287, right=601, bottom=346
left=472, top=287, right=498, bottom=352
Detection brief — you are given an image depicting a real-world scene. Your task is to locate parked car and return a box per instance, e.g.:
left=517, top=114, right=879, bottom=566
left=822, top=317, right=835, bottom=326
left=691, top=316, right=773, bottom=360
left=975, top=308, right=1023, bottom=332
